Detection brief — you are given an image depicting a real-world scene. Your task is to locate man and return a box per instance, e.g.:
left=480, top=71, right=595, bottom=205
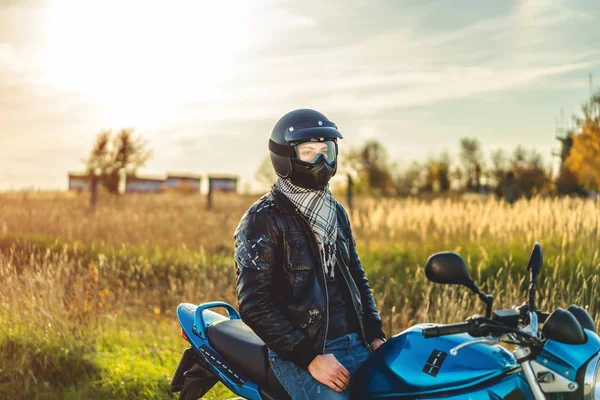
left=234, top=109, right=386, bottom=399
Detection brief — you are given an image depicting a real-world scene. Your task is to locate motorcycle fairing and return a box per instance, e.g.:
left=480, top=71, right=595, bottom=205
left=353, top=372, right=533, bottom=400
left=351, top=324, right=519, bottom=398
left=538, top=329, right=600, bottom=381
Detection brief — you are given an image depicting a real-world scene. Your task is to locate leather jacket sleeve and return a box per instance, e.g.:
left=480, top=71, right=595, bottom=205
left=339, top=204, right=386, bottom=343
left=234, top=209, right=320, bottom=369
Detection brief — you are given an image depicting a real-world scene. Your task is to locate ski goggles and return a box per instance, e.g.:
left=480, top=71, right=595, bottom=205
left=293, top=140, right=337, bottom=164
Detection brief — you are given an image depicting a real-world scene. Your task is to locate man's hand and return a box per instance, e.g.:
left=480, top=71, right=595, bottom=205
left=307, top=354, right=351, bottom=393
left=371, top=338, right=385, bottom=351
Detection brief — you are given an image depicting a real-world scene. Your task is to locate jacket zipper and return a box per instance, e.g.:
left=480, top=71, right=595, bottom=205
left=296, top=211, right=329, bottom=354
left=337, top=255, right=372, bottom=353
left=297, top=210, right=372, bottom=354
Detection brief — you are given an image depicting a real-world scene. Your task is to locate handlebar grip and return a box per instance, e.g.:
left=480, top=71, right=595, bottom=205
left=422, top=322, right=471, bottom=338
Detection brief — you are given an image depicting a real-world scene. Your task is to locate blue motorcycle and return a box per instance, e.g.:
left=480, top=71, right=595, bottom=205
left=171, top=242, right=600, bottom=399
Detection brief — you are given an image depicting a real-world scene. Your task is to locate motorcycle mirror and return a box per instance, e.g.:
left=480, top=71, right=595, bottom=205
left=425, top=252, right=475, bottom=287
left=426, top=251, right=495, bottom=318
left=527, top=242, right=543, bottom=282
left=526, top=242, right=543, bottom=311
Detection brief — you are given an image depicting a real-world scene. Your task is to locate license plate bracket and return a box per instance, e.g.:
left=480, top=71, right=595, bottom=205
left=170, top=347, right=198, bottom=392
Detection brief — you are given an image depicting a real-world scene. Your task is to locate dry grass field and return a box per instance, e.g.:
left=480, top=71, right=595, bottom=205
left=0, top=191, right=599, bottom=399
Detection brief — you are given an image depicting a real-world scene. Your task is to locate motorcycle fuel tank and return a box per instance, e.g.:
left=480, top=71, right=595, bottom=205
left=352, top=324, right=519, bottom=398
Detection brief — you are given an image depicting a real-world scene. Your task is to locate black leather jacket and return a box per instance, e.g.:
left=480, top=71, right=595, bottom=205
left=234, top=187, right=385, bottom=370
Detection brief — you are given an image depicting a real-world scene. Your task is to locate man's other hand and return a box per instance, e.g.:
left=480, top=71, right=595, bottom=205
left=371, top=338, right=385, bottom=351
left=307, top=354, right=350, bottom=393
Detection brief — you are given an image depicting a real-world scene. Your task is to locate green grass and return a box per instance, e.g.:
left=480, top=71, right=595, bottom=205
left=0, top=315, right=237, bottom=400
left=1, top=193, right=600, bottom=399
left=0, top=235, right=240, bottom=399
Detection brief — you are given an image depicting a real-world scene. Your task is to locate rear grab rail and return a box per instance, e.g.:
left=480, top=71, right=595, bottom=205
left=193, top=301, right=241, bottom=339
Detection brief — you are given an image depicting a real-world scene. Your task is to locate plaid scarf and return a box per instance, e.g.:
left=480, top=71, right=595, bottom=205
left=275, top=178, right=338, bottom=278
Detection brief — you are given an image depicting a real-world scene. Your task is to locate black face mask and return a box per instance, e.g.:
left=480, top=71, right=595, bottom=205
left=290, top=154, right=337, bottom=190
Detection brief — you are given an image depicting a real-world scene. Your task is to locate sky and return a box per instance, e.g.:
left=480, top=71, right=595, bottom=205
left=1, top=0, right=599, bottom=191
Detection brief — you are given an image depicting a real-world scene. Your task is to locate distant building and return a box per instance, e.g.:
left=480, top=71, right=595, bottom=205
left=125, top=175, right=165, bottom=193
left=165, top=174, right=201, bottom=193
left=68, top=171, right=224, bottom=194
left=68, top=172, right=91, bottom=191
left=208, top=176, right=238, bottom=193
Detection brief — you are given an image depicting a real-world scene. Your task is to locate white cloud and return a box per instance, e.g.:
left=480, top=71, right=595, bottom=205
left=0, top=43, right=14, bottom=60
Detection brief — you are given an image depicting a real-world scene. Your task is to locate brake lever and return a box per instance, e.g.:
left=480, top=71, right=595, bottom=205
left=522, top=311, right=539, bottom=337
left=450, top=336, right=501, bottom=356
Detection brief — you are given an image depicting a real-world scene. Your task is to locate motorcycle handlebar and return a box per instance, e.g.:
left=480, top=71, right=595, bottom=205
left=422, top=310, right=550, bottom=340
left=422, top=322, right=471, bottom=338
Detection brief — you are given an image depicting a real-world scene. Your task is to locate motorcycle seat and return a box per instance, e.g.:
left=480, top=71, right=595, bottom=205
left=206, top=319, right=291, bottom=400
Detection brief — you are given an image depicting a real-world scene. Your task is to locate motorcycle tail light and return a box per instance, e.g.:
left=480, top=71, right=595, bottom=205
left=181, top=328, right=189, bottom=341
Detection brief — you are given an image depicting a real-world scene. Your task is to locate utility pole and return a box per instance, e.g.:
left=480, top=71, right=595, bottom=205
left=347, top=174, right=354, bottom=211
left=506, top=171, right=514, bottom=205
left=90, top=171, right=98, bottom=212
left=207, top=177, right=213, bottom=210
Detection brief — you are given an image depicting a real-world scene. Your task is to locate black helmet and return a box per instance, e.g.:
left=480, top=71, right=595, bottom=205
left=269, top=109, right=343, bottom=189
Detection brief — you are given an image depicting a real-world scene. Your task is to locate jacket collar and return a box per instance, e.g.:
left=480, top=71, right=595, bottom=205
left=270, top=184, right=342, bottom=216
left=270, top=185, right=299, bottom=214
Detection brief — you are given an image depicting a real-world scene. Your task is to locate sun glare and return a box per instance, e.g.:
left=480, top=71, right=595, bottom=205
left=39, top=0, right=253, bottom=126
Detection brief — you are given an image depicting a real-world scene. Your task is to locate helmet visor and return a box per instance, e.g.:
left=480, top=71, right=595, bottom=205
left=294, top=140, right=337, bottom=164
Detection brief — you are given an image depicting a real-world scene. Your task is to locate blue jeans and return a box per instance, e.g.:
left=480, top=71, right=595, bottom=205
left=268, top=332, right=371, bottom=400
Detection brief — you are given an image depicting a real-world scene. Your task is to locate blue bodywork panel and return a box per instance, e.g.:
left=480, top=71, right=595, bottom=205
left=177, top=303, right=265, bottom=400
left=538, top=329, right=600, bottom=380
left=376, top=372, right=533, bottom=400
left=351, top=324, right=524, bottom=399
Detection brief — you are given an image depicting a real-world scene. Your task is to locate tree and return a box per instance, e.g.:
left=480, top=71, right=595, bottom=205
left=555, top=132, right=585, bottom=196
left=422, top=160, right=435, bottom=192
left=490, top=149, right=508, bottom=185
left=436, top=151, right=452, bottom=192
left=255, top=155, right=277, bottom=191
left=511, top=147, right=550, bottom=199
left=394, top=162, right=422, bottom=197
left=459, top=138, right=484, bottom=191
left=347, top=139, right=395, bottom=196
left=489, top=149, right=509, bottom=196
left=85, top=128, right=152, bottom=194
left=512, top=146, right=528, bottom=165
left=422, top=152, right=451, bottom=192
left=87, top=131, right=111, bottom=173
left=565, top=92, right=600, bottom=192
left=488, top=147, right=550, bottom=200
